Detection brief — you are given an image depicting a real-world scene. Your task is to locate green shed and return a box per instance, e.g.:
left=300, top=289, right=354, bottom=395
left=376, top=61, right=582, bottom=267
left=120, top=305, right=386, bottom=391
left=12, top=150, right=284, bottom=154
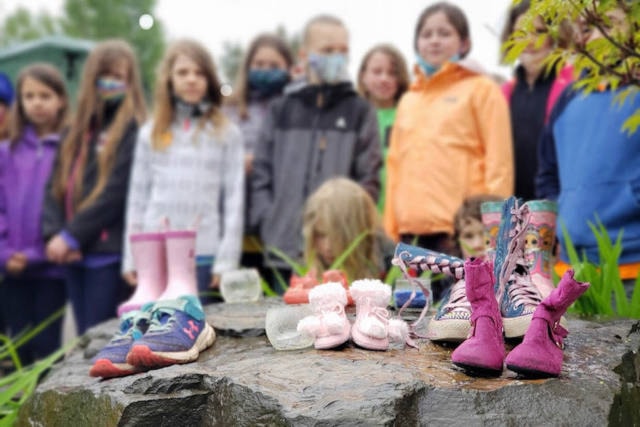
left=0, top=35, right=94, bottom=102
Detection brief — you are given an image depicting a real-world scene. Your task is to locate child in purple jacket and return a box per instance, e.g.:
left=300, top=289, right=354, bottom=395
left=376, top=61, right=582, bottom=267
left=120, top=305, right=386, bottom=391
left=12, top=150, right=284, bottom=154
left=0, top=64, right=69, bottom=365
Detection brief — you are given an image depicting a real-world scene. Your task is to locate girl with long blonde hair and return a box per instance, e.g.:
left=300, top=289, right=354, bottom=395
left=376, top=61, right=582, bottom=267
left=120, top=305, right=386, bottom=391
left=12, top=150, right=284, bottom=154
left=42, top=39, right=147, bottom=334
left=303, top=177, right=390, bottom=281
left=121, top=39, right=245, bottom=306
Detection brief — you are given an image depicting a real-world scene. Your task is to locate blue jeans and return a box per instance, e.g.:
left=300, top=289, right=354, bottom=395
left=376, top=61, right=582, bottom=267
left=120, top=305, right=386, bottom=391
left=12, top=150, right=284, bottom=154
left=2, top=276, right=66, bottom=364
left=65, top=263, right=131, bottom=335
left=196, top=265, right=222, bottom=305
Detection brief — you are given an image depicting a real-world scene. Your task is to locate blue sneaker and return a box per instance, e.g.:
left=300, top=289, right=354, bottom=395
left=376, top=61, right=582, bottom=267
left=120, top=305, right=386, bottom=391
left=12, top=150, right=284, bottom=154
left=494, top=197, right=542, bottom=339
left=89, top=303, right=153, bottom=378
left=126, top=295, right=216, bottom=369
left=393, top=242, right=465, bottom=280
left=425, top=278, right=471, bottom=342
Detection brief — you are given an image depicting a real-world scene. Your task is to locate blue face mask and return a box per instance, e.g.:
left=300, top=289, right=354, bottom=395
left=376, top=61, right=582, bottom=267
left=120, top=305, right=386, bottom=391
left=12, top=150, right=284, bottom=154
left=308, top=53, right=349, bottom=84
left=416, top=53, right=461, bottom=76
left=248, top=69, right=289, bottom=99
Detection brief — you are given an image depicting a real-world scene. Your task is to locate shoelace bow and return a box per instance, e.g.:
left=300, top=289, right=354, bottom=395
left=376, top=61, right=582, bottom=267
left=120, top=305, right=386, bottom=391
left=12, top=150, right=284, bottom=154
left=360, top=297, right=389, bottom=325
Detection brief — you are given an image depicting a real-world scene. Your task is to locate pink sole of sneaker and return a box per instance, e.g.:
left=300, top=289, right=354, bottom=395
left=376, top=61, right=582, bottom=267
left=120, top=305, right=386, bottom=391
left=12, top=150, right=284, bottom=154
left=426, top=318, right=470, bottom=342
left=89, top=359, right=143, bottom=378
left=127, top=323, right=216, bottom=368
left=314, top=322, right=351, bottom=350
left=351, top=327, right=388, bottom=351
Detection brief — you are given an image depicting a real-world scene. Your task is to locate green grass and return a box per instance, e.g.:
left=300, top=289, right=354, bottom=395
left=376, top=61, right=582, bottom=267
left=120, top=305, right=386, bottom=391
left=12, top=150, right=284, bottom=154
left=0, top=306, right=75, bottom=426
left=562, top=219, right=640, bottom=318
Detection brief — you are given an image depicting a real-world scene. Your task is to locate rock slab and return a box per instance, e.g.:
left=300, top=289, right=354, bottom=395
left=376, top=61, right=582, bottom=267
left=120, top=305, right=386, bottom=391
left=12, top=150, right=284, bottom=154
left=16, top=300, right=640, bottom=426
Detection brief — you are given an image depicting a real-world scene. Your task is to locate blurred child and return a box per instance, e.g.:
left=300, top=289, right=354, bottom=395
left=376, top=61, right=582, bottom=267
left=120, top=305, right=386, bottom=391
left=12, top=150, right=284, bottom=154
left=91, top=39, right=237, bottom=379
left=536, top=4, right=640, bottom=294
left=0, top=64, right=68, bottom=364
left=453, top=194, right=503, bottom=260
left=0, top=72, right=14, bottom=140
left=224, top=33, right=294, bottom=279
left=302, top=177, right=391, bottom=281
left=251, top=14, right=382, bottom=292
left=43, top=39, right=147, bottom=335
left=357, top=44, right=410, bottom=212
left=501, top=0, right=573, bottom=201
left=122, top=39, right=244, bottom=305
left=284, top=177, right=393, bottom=305
left=384, top=2, right=513, bottom=256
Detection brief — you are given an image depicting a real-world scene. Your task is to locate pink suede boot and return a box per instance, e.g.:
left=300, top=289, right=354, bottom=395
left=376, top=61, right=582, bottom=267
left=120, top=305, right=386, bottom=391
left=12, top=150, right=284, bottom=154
left=158, top=230, right=198, bottom=300
left=297, top=282, right=351, bottom=349
left=451, top=257, right=505, bottom=376
left=118, top=232, right=167, bottom=316
left=505, top=270, right=589, bottom=378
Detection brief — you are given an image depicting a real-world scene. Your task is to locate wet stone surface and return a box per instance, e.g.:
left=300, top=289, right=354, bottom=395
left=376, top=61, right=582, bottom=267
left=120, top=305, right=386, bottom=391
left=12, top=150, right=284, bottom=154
left=17, top=299, right=640, bottom=426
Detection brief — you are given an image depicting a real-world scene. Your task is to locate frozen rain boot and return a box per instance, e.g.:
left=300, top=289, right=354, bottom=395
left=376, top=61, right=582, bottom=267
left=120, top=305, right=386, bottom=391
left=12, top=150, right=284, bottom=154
left=297, top=282, right=351, bottom=349
left=451, top=257, right=505, bottom=376
left=522, top=200, right=558, bottom=299
left=158, top=230, right=198, bottom=301
left=505, top=269, right=589, bottom=378
left=118, top=232, right=167, bottom=316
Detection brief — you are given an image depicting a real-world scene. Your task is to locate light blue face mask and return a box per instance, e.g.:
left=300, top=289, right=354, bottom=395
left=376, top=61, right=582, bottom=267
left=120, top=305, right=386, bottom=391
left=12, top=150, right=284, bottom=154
left=308, top=53, right=350, bottom=84
left=416, top=53, right=461, bottom=76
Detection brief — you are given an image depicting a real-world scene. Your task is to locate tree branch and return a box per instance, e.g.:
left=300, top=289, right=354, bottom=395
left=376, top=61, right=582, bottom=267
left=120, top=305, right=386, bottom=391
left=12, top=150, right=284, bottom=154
left=579, top=4, right=640, bottom=60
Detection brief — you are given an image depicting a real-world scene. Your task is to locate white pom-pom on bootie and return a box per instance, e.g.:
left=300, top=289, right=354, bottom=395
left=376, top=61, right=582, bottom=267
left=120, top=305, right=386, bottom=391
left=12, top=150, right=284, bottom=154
left=296, top=282, right=351, bottom=349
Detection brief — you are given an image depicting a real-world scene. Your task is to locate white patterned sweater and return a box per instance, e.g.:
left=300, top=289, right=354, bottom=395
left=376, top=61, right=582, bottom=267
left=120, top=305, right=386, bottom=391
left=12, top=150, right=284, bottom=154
left=122, top=117, right=245, bottom=275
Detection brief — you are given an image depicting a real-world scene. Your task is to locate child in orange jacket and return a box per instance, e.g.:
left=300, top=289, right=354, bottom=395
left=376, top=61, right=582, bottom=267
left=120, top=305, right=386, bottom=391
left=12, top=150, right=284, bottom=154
left=384, top=2, right=513, bottom=255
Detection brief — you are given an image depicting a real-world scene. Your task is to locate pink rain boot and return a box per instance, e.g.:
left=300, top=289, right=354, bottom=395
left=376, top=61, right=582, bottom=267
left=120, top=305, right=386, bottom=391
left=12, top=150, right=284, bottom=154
left=451, top=257, right=505, bottom=376
left=158, top=230, right=198, bottom=301
left=522, top=200, right=558, bottom=299
left=118, top=232, right=167, bottom=316
left=350, top=279, right=408, bottom=350
left=297, top=282, right=351, bottom=349
left=505, top=270, right=589, bottom=378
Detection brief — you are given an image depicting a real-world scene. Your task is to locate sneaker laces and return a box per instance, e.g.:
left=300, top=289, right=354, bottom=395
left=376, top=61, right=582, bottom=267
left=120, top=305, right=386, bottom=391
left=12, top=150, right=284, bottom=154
left=497, top=203, right=527, bottom=295
left=109, top=310, right=150, bottom=344
left=148, top=306, right=177, bottom=332
left=499, top=203, right=542, bottom=308
left=441, top=279, right=470, bottom=313
left=393, top=249, right=464, bottom=280
left=391, top=256, right=432, bottom=346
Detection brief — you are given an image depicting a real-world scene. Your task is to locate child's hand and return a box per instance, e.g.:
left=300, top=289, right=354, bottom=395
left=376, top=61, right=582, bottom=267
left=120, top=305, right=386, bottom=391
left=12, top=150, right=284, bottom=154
left=46, top=235, right=72, bottom=264
left=6, top=252, right=27, bottom=275
left=123, top=271, right=137, bottom=286
left=209, top=274, right=221, bottom=289
left=65, top=250, right=83, bottom=263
